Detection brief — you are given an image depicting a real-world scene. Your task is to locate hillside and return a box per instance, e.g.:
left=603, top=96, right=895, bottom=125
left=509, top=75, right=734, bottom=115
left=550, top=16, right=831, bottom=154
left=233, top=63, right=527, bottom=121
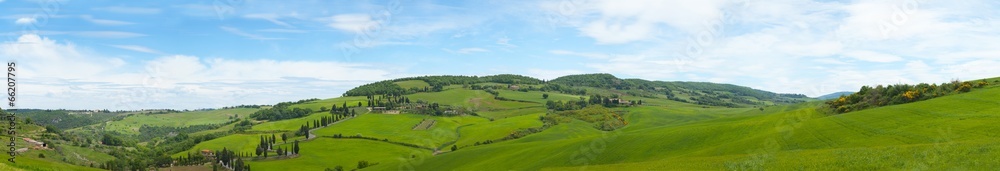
left=11, top=74, right=1000, bottom=171
left=346, top=73, right=808, bottom=108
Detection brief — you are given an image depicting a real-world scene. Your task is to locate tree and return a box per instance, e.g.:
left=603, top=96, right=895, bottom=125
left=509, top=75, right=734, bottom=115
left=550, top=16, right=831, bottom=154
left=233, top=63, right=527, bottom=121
left=293, top=140, right=300, bottom=154
left=451, top=145, right=458, bottom=151
left=271, top=134, right=277, bottom=144
left=281, top=133, right=287, bottom=143
left=320, top=106, right=327, bottom=112
left=255, top=147, right=263, bottom=157
left=542, top=93, right=549, bottom=99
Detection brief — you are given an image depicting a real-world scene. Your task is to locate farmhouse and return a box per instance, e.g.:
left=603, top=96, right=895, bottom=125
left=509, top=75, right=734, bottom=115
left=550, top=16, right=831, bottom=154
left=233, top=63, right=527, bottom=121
left=609, top=98, right=632, bottom=105
left=201, top=149, right=214, bottom=157
left=508, top=85, right=519, bottom=90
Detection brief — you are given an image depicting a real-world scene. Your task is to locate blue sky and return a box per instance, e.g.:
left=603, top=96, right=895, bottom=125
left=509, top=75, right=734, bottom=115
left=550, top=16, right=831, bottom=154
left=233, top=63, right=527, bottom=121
left=2, top=0, right=998, bottom=110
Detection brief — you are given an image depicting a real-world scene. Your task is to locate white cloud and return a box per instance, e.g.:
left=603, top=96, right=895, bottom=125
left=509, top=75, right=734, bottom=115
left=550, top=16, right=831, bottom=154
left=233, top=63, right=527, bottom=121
left=325, top=14, right=374, bottom=32
left=92, top=6, right=162, bottom=15
left=842, top=50, right=903, bottom=63
left=257, top=29, right=307, bottom=33
left=0, top=34, right=393, bottom=110
left=81, top=15, right=134, bottom=26
left=549, top=50, right=610, bottom=59
left=244, top=13, right=296, bottom=28
left=444, top=48, right=490, bottom=54
left=220, top=26, right=282, bottom=40
left=73, top=31, right=146, bottom=38
left=109, top=44, right=162, bottom=54
left=565, top=0, right=730, bottom=44
left=15, top=17, right=36, bottom=25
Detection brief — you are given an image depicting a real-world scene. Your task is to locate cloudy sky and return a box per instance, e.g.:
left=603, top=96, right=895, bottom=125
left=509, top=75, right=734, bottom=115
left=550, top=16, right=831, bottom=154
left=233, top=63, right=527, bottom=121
left=1, top=0, right=998, bottom=110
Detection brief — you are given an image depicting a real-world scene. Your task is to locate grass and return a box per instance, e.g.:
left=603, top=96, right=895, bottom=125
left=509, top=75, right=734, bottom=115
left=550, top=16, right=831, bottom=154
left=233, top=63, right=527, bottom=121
left=172, top=133, right=280, bottom=158
left=406, top=89, right=537, bottom=111
left=29, top=78, right=1000, bottom=170
left=494, top=90, right=583, bottom=104
left=313, top=113, right=487, bottom=148
left=248, top=138, right=433, bottom=171
left=287, top=96, right=368, bottom=112
left=367, top=85, right=1000, bottom=170
left=476, top=106, right=546, bottom=119
left=7, top=152, right=104, bottom=171
left=394, top=80, right=430, bottom=89
left=104, top=108, right=258, bottom=134
left=251, top=111, right=335, bottom=131
left=453, top=113, right=544, bottom=147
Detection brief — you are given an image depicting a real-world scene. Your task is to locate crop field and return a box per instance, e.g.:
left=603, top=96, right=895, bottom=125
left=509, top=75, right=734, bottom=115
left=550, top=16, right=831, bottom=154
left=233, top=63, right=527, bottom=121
left=251, top=111, right=356, bottom=131
left=248, top=138, right=433, bottom=170
left=406, top=89, right=537, bottom=110
left=412, top=119, right=436, bottom=130
left=104, top=108, right=258, bottom=134
left=313, top=113, right=487, bottom=148
left=287, top=96, right=368, bottom=111
left=495, top=90, right=583, bottom=104
left=453, top=113, right=544, bottom=147
left=476, top=106, right=546, bottom=119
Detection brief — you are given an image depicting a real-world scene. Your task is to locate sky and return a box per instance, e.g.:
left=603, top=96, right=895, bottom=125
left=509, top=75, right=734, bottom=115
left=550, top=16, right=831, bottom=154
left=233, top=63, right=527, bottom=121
left=1, top=0, right=998, bottom=110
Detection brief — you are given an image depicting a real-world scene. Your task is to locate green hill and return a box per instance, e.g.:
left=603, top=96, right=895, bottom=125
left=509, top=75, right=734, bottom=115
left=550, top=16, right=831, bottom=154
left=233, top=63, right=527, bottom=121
left=20, top=74, right=1000, bottom=170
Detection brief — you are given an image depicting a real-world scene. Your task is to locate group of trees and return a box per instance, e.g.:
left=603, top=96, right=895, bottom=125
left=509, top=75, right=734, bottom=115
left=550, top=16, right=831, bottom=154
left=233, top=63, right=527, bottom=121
left=215, top=148, right=251, bottom=171
left=254, top=134, right=299, bottom=158
left=546, top=95, right=641, bottom=111
left=543, top=105, right=627, bottom=131
left=250, top=105, right=313, bottom=121
left=250, top=99, right=319, bottom=121
left=329, top=101, right=358, bottom=115
left=174, top=151, right=207, bottom=166
left=827, top=80, right=990, bottom=113
left=101, top=133, right=128, bottom=146
left=255, top=134, right=276, bottom=157
left=344, top=74, right=545, bottom=96
left=366, top=94, right=410, bottom=110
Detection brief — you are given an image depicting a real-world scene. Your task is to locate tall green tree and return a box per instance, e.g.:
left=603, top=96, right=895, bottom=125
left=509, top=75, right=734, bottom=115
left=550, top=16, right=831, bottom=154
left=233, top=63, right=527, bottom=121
left=293, top=140, right=300, bottom=154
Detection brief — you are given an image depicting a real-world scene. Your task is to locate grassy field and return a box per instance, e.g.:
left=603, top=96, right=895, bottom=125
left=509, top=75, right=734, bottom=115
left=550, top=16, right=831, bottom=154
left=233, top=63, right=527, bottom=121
left=394, top=80, right=430, bottom=89
left=453, top=113, right=544, bottom=147
left=376, top=85, right=1000, bottom=170
left=313, top=113, right=487, bottom=148
left=248, top=138, right=432, bottom=171
left=251, top=112, right=335, bottom=131
left=34, top=77, right=1000, bottom=170
left=172, top=133, right=281, bottom=158
left=5, top=153, right=104, bottom=171
left=104, top=108, right=258, bottom=134
left=287, top=96, right=368, bottom=111
left=406, top=89, right=537, bottom=111
left=476, top=106, right=546, bottom=119
left=495, top=90, right=583, bottom=104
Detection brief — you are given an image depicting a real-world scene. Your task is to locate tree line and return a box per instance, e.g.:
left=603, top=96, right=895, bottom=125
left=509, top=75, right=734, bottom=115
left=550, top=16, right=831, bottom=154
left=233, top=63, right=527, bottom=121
left=826, top=79, right=990, bottom=113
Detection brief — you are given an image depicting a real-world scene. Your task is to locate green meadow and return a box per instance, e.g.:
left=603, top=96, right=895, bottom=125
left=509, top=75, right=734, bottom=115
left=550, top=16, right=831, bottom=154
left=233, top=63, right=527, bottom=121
left=104, top=108, right=258, bottom=134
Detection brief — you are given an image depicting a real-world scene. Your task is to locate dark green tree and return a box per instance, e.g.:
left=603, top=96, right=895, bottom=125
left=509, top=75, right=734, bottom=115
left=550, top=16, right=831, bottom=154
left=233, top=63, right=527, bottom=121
left=293, top=140, right=300, bottom=154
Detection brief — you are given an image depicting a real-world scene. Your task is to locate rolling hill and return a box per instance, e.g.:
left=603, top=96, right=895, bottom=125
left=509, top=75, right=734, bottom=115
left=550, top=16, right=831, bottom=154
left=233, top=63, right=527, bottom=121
left=10, top=74, right=999, bottom=171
